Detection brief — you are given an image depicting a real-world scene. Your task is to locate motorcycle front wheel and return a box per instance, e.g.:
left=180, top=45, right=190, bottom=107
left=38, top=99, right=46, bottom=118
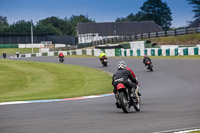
left=133, top=96, right=140, bottom=112
left=119, top=91, right=130, bottom=113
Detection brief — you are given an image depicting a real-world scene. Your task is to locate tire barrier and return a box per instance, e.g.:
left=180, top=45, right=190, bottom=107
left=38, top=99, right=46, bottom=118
left=19, top=47, right=200, bottom=58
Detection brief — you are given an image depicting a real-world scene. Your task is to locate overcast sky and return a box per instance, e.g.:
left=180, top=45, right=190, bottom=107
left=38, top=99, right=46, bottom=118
left=0, top=0, right=195, bottom=28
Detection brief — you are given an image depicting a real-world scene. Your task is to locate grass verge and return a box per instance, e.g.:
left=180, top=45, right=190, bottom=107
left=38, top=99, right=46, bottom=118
left=0, top=48, right=39, bottom=54
left=187, top=131, right=200, bottom=133
left=0, top=59, right=112, bottom=102
left=149, top=33, right=200, bottom=45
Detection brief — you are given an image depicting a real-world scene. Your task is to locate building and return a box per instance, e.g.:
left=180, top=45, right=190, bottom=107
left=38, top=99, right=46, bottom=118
left=188, top=18, right=200, bottom=28
left=77, top=21, right=162, bottom=44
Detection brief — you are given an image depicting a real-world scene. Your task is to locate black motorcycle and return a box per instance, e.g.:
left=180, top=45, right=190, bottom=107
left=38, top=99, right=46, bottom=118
left=59, top=57, right=64, bottom=63
left=146, top=61, right=153, bottom=71
left=115, top=83, right=140, bottom=113
left=101, top=56, right=108, bottom=67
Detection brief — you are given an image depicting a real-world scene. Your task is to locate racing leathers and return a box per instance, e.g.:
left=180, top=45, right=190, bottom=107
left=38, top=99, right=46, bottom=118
left=99, top=52, right=107, bottom=63
left=126, top=67, right=136, bottom=78
left=112, top=68, right=138, bottom=94
left=143, top=56, right=152, bottom=66
left=59, top=52, right=64, bottom=58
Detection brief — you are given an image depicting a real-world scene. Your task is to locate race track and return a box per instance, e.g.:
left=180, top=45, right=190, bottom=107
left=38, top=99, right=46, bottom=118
left=0, top=57, right=200, bottom=133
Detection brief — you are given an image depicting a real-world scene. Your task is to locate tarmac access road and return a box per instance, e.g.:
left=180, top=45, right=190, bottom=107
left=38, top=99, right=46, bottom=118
left=0, top=57, right=200, bottom=133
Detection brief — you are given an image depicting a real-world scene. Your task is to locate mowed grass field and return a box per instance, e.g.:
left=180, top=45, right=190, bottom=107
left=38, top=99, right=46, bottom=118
left=0, top=48, right=39, bottom=54
left=0, top=59, right=112, bottom=102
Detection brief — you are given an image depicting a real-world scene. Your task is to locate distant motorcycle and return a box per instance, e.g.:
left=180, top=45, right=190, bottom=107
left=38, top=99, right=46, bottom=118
left=146, top=61, right=153, bottom=71
left=100, top=56, right=108, bottom=67
left=115, top=83, right=140, bottom=113
left=59, top=57, right=64, bottom=63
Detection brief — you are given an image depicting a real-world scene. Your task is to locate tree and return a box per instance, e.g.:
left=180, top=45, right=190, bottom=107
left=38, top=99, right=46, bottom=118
left=4, top=20, right=32, bottom=34
left=140, top=0, right=172, bottom=30
left=0, top=16, right=9, bottom=33
left=0, top=16, right=9, bottom=26
left=187, top=0, right=200, bottom=18
left=115, top=0, right=172, bottom=30
left=38, top=16, right=66, bottom=35
left=66, top=14, right=95, bottom=36
left=116, top=13, right=135, bottom=22
left=35, top=25, right=62, bottom=36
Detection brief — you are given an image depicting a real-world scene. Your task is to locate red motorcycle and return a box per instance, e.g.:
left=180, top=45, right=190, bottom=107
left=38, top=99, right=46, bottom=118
left=115, top=83, right=140, bottom=113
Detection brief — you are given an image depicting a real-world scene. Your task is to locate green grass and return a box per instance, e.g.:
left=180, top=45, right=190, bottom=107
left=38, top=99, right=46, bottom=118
left=187, top=131, right=200, bottom=133
left=150, top=33, right=200, bottom=45
left=0, top=59, right=112, bottom=102
left=0, top=48, right=39, bottom=54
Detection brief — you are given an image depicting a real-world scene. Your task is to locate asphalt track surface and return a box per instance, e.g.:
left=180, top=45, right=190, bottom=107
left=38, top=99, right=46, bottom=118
left=0, top=57, right=200, bottom=133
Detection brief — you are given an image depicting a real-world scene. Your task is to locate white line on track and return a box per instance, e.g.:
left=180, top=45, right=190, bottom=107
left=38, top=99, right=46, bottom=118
left=151, top=127, right=200, bottom=133
left=0, top=93, right=113, bottom=106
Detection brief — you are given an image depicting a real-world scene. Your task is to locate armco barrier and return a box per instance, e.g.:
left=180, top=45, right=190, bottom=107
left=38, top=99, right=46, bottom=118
left=19, top=47, right=200, bottom=58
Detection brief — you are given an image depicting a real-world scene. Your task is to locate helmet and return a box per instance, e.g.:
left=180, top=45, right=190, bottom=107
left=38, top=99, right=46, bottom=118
left=117, top=61, right=126, bottom=70
left=144, top=55, right=147, bottom=57
left=101, top=51, right=104, bottom=53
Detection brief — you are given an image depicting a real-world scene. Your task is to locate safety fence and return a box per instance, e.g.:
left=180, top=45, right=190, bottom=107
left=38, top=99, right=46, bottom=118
left=19, top=47, right=200, bottom=58
left=91, top=27, right=200, bottom=46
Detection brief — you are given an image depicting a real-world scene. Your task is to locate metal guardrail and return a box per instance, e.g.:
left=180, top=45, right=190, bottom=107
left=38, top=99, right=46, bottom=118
left=91, top=27, right=200, bottom=46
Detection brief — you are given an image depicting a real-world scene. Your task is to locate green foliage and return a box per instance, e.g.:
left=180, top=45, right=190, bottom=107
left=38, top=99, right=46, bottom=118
left=0, top=16, right=9, bottom=26
left=115, top=0, right=172, bottom=30
left=0, top=16, right=9, bottom=33
left=0, top=15, right=95, bottom=36
left=3, top=20, right=32, bottom=34
left=140, top=0, right=172, bottom=30
left=66, top=14, right=95, bottom=36
left=35, top=25, right=62, bottom=36
left=187, top=0, right=200, bottom=18
left=116, top=12, right=146, bottom=22
left=37, top=16, right=66, bottom=35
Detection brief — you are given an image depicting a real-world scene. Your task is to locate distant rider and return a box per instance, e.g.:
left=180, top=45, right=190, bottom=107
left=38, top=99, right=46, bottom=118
left=58, top=50, right=64, bottom=59
left=99, top=51, right=107, bottom=63
left=2, top=51, right=6, bottom=59
left=112, top=61, right=138, bottom=107
left=143, top=55, right=152, bottom=67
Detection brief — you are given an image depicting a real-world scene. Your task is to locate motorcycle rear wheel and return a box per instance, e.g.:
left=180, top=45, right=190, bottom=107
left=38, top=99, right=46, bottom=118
left=119, top=92, right=130, bottom=113
left=148, top=64, right=153, bottom=71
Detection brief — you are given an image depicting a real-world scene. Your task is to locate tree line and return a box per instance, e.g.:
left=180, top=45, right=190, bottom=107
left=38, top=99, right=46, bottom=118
left=0, top=15, right=94, bottom=37
left=0, top=0, right=199, bottom=36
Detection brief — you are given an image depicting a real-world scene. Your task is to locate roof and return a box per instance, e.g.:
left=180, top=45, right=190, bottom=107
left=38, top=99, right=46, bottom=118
left=77, top=21, right=163, bottom=36
left=188, top=18, right=200, bottom=28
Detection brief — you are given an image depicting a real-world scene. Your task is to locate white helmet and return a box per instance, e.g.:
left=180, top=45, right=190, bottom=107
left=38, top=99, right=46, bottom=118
left=117, top=61, right=126, bottom=70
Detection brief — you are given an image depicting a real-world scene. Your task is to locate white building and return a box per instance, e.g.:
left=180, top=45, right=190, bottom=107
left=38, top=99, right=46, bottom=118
left=77, top=21, right=162, bottom=44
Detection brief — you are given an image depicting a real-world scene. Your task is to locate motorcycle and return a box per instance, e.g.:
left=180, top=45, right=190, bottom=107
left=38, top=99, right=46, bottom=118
left=115, top=83, right=140, bottom=113
left=59, top=57, right=64, bottom=63
left=146, top=61, right=153, bottom=71
left=100, top=56, right=108, bottom=67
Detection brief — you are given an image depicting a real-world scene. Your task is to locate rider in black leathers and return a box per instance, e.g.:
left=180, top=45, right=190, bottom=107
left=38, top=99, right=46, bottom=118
left=143, top=55, right=152, bottom=66
left=112, top=61, right=138, bottom=94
